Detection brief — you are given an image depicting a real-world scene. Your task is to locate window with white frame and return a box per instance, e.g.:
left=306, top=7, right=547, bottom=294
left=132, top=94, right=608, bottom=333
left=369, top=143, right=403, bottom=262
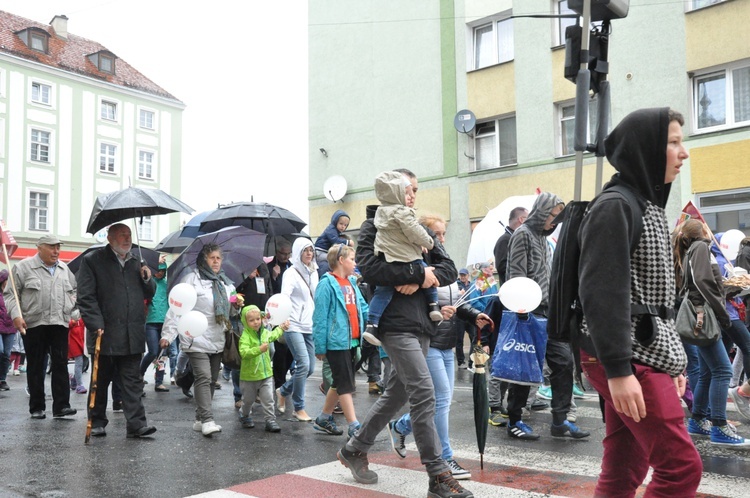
left=139, top=109, right=155, bottom=130
left=31, top=82, right=51, bottom=105
left=697, top=188, right=750, bottom=235
left=99, top=143, right=117, bottom=173
left=138, top=150, right=154, bottom=179
left=28, top=191, right=49, bottom=231
left=555, top=1, right=578, bottom=47
left=693, top=61, right=750, bottom=132
left=559, top=98, right=599, bottom=156
left=473, top=15, right=514, bottom=70
left=30, top=129, right=51, bottom=163
left=473, top=116, right=517, bottom=171
left=688, top=0, right=727, bottom=12
left=101, top=100, right=117, bottom=121
left=137, top=216, right=153, bottom=241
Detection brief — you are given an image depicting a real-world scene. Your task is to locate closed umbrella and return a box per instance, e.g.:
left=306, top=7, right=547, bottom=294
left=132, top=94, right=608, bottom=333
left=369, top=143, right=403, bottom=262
left=470, top=341, right=491, bottom=469
left=67, top=243, right=160, bottom=274
left=168, top=226, right=266, bottom=292
left=199, top=202, right=306, bottom=236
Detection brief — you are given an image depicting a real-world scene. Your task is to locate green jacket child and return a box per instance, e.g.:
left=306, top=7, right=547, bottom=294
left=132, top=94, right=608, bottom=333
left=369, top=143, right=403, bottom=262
left=238, top=305, right=288, bottom=382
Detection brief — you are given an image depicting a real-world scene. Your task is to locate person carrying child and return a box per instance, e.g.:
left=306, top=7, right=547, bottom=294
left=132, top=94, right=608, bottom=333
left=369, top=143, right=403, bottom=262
left=237, top=305, right=289, bottom=432
left=314, top=210, right=352, bottom=275
left=68, top=309, right=87, bottom=394
left=312, top=243, right=369, bottom=438
left=363, top=171, right=441, bottom=346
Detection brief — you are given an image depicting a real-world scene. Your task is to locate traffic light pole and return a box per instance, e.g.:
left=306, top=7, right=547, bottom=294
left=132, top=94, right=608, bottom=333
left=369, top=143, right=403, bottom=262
left=573, top=0, right=591, bottom=202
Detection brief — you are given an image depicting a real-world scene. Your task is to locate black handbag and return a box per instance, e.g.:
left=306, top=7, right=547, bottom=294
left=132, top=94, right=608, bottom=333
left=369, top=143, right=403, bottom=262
left=222, top=327, right=242, bottom=370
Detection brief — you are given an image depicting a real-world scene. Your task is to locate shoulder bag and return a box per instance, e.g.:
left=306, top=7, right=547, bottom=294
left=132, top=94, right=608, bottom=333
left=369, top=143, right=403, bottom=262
left=674, top=249, right=721, bottom=347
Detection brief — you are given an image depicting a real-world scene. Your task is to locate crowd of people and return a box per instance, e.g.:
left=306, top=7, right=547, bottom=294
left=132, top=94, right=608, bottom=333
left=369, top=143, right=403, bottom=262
left=3, top=107, right=750, bottom=497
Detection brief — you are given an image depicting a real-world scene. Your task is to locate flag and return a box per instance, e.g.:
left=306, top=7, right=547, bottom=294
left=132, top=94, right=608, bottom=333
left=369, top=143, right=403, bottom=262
left=676, top=201, right=705, bottom=227
left=0, top=220, right=18, bottom=264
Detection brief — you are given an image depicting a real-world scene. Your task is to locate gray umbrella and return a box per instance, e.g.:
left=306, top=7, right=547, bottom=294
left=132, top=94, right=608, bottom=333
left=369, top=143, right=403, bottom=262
left=199, top=202, right=306, bottom=236
left=154, top=230, right=195, bottom=254
left=86, top=186, right=193, bottom=234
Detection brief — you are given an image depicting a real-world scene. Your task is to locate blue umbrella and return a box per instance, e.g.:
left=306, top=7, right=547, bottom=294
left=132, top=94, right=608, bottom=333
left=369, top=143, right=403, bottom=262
left=180, top=210, right=212, bottom=239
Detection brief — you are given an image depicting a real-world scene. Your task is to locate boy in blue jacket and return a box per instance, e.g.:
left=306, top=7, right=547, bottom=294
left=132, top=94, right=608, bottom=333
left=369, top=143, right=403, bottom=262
left=312, top=244, right=368, bottom=438
left=315, top=210, right=352, bottom=275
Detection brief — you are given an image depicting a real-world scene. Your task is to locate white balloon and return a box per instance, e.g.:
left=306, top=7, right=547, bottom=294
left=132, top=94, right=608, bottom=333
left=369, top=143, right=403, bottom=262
left=177, top=310, right=208, bottom=339
left=498, top=277, right=543, bottom=313
left=265, top=293, right=293, bottom=326
left=720, top=229, right=745, bottom=262
left=168, top=283, right=197, bottom=316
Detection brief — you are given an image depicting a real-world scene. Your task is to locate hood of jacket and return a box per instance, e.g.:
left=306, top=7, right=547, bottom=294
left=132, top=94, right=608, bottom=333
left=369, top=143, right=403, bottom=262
left=291, top=237, right=317, bottom=275
left=329, top=209, right=349, bottom=226
left=374, top=171, right=409, bottom=207
left=604, top=107, right=671, bottom=208
left=524, top=192, right=564, bottom=236
left=240, top=304, right=262, bottom=331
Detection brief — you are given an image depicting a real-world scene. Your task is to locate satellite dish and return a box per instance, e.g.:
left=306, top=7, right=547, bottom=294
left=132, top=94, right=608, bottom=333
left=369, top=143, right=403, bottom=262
left=323, top=175, right=348, bottom=202
left=454, top=109, right=476, bottom=134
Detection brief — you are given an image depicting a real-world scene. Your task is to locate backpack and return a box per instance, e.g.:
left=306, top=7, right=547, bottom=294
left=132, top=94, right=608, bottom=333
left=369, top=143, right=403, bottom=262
left=547, top=184, right=644, bottom=342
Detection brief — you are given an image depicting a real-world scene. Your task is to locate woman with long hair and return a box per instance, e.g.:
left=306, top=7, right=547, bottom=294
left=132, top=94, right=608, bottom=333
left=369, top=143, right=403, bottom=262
left=673, top=219, right=748, bottom=446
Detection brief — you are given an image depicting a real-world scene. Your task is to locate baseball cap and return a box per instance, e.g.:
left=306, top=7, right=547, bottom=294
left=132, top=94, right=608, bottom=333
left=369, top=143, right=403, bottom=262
left=458, top=268, right=469, bottom=275
left=38, top=235, right=63, bottom=246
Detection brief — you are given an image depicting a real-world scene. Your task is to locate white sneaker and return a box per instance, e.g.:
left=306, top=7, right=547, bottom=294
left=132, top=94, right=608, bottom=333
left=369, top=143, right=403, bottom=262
left=13, top=369, right=20, bottom=376
left=193, top=420, right=202, bottom=432
left=202, top=421, right=222, bottom=436
left=446, top=459, right=471, bottom=480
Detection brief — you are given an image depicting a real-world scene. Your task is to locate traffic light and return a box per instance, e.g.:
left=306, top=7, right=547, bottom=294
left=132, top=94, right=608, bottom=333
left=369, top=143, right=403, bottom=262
left=568, top=0, right=629, bottom=21
left=564, top=24, right=609, bottom=95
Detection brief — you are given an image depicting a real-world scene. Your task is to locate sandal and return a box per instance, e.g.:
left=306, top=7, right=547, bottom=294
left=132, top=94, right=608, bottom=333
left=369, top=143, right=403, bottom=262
left=154, top=384, right=169, bottom=392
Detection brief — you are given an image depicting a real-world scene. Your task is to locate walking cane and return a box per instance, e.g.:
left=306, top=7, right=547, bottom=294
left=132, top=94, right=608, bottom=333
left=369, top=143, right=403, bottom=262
left=84, top=333, right=102, bottom=444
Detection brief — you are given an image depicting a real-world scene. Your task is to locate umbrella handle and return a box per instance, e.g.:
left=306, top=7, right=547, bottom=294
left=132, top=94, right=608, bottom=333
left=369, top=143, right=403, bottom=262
left=131, top=217, right=145, bottom=267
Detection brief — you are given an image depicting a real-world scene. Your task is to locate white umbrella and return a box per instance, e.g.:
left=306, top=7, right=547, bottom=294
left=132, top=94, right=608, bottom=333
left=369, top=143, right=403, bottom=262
left=466, top=194, right=537, bottom=267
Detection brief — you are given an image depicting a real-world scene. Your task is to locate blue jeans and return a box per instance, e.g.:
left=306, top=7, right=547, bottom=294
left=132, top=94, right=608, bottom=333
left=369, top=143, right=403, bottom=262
left=723, top=320, right=750, bottom=377
left=368, top=260, right=438, bottom=325
left=279, top=331, right=315, bottom=411
left=395, top=347, right=455, bottom=461
left=693, top=338, right=732, bottom=425
left=140, top=323, right=165, bottom=385
left=683, top=342, right=700, bottom=395
left=0, top=333, right=15, bottom=382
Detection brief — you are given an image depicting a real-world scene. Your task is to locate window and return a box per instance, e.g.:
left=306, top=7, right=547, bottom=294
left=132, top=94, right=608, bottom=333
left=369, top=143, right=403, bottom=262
left=559, top=98, right=599, bottom=156
left=697, top=188, right=750, bottom=235
left=16, top=28, right=49, bottom=54
left=473, top=116, right=517, bottom=171
left=30, top=129, right=51, bottom=162
left=555, top=1, right=578, bottom=47
left=137, top=216, right=153, bottom=241
left=473, top=16, right=514, bottom=70
left=29, top=192, right=49, bottom=231
left=99, top=53, right=115, bottom=74
left=693, top=62, right=750, bottom=131
left=138, top=151, right=154, bottom=179
left=31, top=82, right=51, bottom=105
left=99, top=143, right=117, bottom=173
left=688, top=0, right=727, bottom=11
left=101, top=100, right=117, bottom=121
left=139, top=109, right=155, bottom=130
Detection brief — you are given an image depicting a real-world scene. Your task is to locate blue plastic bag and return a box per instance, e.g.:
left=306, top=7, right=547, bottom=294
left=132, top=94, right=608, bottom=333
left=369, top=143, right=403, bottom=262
left=490, top=311, right=548, bottom=385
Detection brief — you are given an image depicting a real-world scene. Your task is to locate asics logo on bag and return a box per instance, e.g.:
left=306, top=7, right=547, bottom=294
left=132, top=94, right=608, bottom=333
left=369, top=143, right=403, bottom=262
left=502, top=339, right=536, bottom=354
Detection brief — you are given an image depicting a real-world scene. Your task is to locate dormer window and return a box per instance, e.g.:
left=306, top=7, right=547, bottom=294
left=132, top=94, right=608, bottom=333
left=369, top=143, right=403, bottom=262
left=16, top=28, right=50, bottom=54
left=87, top=50, right=117, bottom=74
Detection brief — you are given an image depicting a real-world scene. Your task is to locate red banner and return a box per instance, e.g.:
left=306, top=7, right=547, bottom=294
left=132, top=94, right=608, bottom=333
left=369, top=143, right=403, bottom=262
left=0, top=220, right=18, bottom=264
left=675, top=201, right=705, bottom=227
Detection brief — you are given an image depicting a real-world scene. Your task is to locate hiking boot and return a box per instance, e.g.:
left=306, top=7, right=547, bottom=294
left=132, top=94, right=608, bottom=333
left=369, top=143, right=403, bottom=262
left=428, top=303, right=443, bottom=322
left=536, top=385, right=552, bottom=400
left=551, top=420, right=590, bottom=439
left=710, top=424, right=750, bottom=447
left=730, top=387, right=750, bottom=421
left=363, top=324, right=381, bottom=346
left=314, top=415, right=343, bottom=435
left=337, top=447, right=378, bottom=484
left=427, top=470, right=474, bottom=498
left=687, top=417, right=712, bottom=437
left=508, top=420, right=540, bottom=440
left=369, top=381, right=384, bottom=395
left=488, top=411, right=508, bottom=427
left=446, top=459, right=471, bottom=480
left=388, top=420, right=407, bottom=458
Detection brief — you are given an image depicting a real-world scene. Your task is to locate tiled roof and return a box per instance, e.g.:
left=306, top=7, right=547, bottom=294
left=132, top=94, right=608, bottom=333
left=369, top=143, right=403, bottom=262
left=0, top=10, right=180, bottom=102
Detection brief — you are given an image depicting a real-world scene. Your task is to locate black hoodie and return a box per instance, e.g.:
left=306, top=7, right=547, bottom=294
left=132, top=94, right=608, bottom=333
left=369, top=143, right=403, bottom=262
left=578, top=108, right=687, bottom=379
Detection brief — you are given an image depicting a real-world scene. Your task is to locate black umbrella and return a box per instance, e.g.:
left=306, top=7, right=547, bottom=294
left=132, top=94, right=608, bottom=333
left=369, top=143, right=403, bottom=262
left=86, top=186, right=193, bottom=234
left=168, top=226, right=266, bottom=293
left=199, top=202, right=306, bottom=236
left=180, top=210, right=212, bottom=239
left=67, top=243, right=160, bottom=275
left=154, top=230, right=194, bottom=254
left=470, top=342, right=491, bottom=470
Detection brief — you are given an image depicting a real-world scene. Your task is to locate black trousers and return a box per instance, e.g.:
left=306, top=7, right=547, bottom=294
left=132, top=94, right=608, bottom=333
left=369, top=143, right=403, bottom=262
left=546, top=338, right=575, bottom=425
left=455, top=321, right=476, bottom=364
left=89, top=354, right=147, bottom=433
left=23, top=325, right=71, bottom=414
left=272, top=340, right=294, bottom=390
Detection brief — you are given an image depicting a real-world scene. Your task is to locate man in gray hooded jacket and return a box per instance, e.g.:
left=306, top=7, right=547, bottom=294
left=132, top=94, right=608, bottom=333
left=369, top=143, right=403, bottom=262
left=505, top=192, right=590, bottom=441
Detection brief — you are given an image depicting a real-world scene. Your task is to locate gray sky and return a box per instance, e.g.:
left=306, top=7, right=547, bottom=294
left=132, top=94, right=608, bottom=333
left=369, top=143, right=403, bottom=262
left=4, top=0, right=310, bottom=228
